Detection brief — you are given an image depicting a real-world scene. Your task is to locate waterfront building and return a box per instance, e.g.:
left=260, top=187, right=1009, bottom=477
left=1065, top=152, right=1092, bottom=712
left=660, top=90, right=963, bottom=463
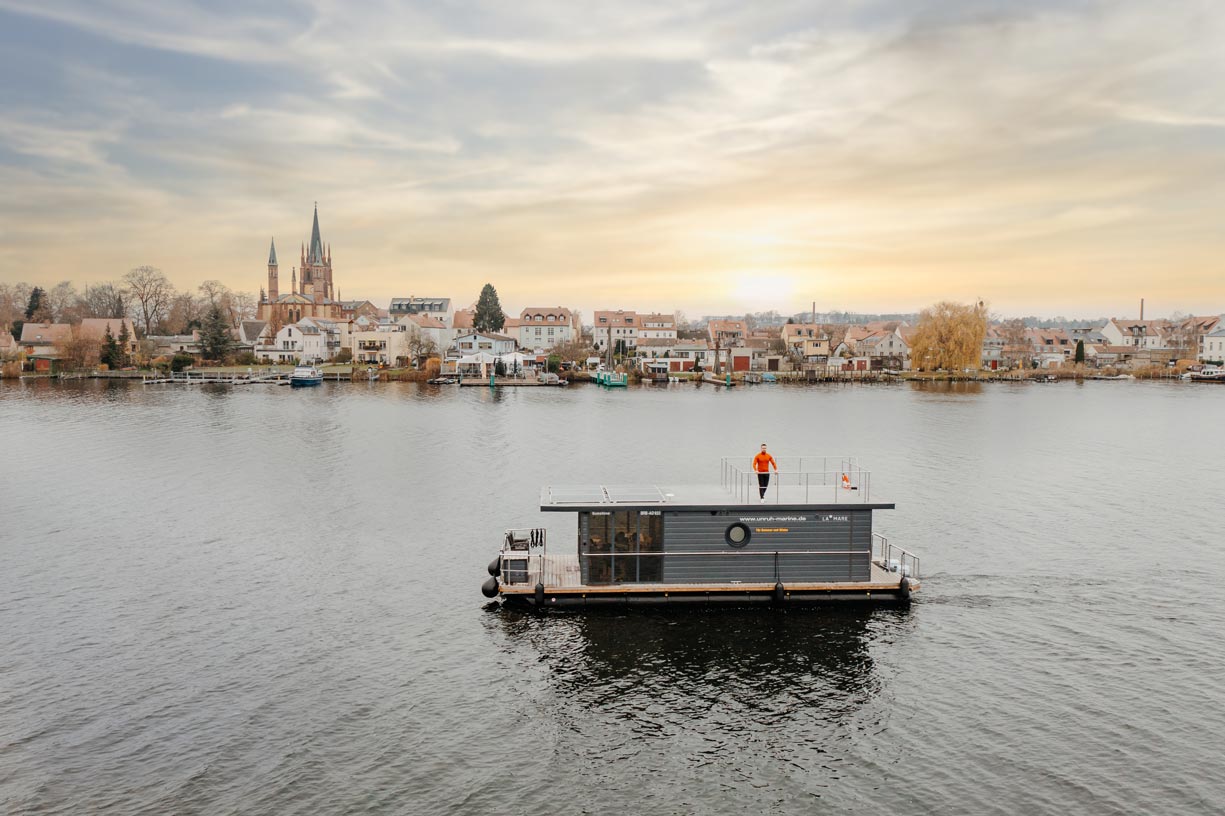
left=858, top=327, right=911, bottom=369
left=389, top=297, right=452, bottom=323
left=78, top=318, right=139, bottom=358
left=237, top=320, right=268, bottom=355
left=397, top=313, right=453, bottom=354
left=338, top=300, right=381, bottom=320
left=1172, top=315, right=1222, bottom=360
left=593, top=310, right=638, bottom=351
left=18, top=322, right=71, bottom=372
left=1101, top=318, right=1170, bottom=350
left=707, top=319, right=748, bottom=347
left=1201, top=326, right=1225, bottom=362
left=257, top=205, right=343, bottom=323
left=639, top=313, right=677, bottom=341
left=351, top=324, right=410, bottom=367
left=781, top=324, right=831, bottom=364
left=514, top=307, right=581, bottom=350
left=452, top=331, right=517, bottom=357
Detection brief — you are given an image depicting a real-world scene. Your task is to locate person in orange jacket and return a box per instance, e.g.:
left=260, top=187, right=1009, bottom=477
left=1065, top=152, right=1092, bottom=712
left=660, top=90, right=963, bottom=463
left=752, top=443, right=778, bottom=502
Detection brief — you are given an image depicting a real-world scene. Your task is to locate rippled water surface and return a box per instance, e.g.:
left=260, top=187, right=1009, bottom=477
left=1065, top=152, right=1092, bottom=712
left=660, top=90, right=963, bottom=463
left=1, top=378, right=1223, bottom=815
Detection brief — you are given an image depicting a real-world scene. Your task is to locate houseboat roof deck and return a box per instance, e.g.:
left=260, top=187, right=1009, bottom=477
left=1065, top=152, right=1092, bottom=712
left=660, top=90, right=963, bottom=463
left=540, top=456, right=892, bottom=511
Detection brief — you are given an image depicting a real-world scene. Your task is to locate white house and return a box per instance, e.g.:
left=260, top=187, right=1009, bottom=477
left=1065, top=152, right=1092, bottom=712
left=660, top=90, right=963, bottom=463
left=638, top=313, right=677, bottom=341
left=515, top=307, right=581, bottom=350
left=351, top=324, right=410, bottom=367
left=1101, top=319, right=1169, bottom=350
left=593, top=310, right=639, bottom=351
left=270, top=322, right=326, bottom=364
left=452, top=331, right=517, bottom=356
left=397, top=313, right=454, bottom=355
left=1202, top=327, right=1225, bottom=362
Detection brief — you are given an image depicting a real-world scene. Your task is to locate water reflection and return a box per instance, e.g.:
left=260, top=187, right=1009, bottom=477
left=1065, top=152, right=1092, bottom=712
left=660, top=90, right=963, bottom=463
left=908, top=380, right=984, bottom=396
left=490, top=607, right=911, bottom=724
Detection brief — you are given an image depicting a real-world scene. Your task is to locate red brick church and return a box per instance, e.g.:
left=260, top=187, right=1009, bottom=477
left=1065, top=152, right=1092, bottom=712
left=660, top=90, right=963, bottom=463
left=257, top=204, right=343, bottom=323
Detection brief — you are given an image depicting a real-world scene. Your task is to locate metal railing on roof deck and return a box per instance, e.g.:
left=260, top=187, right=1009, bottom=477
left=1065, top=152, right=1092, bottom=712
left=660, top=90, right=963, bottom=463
left=720, top=456, right=872, bottom=504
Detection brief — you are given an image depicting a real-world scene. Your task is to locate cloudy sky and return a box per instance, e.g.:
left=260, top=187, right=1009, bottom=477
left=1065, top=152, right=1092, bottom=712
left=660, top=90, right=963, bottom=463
left=1, top=0, right=1223, bottom=318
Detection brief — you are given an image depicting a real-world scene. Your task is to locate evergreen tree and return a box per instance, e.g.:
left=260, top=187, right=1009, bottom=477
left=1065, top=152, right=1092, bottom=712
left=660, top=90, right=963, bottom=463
left=473, top=283, right=505, bottom=333
left=100, top=325, right=121, bottom=369
left=1074, top=339, right=1085, bottom=364
left=199, top=304, right=235, bottom=362
left=25, top=286, right=44, bottom=320
left=117, top=321, right=132, bottom=367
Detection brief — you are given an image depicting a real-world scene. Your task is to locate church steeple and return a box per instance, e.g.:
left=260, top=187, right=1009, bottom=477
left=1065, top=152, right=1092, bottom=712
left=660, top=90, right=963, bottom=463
left=308, top=202, right=324, bottom=264
left=266, top=237, right=279, bottom=300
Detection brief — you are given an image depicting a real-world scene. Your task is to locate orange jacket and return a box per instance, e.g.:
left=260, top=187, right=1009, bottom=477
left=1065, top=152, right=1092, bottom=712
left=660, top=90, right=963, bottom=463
left=753, top=452, right=777, bottom=473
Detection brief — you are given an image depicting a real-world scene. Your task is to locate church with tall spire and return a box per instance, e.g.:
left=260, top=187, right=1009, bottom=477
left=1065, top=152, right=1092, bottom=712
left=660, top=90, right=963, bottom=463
left=257, top=204, right=342, bottom=323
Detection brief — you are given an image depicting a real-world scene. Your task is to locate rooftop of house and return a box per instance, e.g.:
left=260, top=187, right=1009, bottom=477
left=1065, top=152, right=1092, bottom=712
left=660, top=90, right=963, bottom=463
left=390, top=296, right=451, bottom=310
left=452, top=309, right=475, bottom=329
left=402, top=314, right=448, bottom=329
left=520, top=307, right=575, bottom=320
left=594, top=310, right=638, bottom=327
left=19, top=322, right=73, bottom=344
left=79, top=317, right=138, bottom=338
left=455, top=330, right=515, bottom=342
left=707, top=319, right=748, bottom=335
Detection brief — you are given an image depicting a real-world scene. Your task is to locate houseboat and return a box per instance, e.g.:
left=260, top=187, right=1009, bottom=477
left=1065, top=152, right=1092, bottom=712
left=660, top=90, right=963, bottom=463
left=289, top=365, right=324, bottom=387
left=482, top=456, right=920, bottom=607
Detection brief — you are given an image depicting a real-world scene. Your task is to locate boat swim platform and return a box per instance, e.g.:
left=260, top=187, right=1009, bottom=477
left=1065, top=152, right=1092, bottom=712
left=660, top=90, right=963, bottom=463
left=497, top=554, right=917, bottom=607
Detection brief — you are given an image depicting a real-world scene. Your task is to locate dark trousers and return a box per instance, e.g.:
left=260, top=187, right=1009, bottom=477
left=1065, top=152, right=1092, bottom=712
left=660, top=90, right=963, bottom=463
left=757, top=472, right=770, bottom=498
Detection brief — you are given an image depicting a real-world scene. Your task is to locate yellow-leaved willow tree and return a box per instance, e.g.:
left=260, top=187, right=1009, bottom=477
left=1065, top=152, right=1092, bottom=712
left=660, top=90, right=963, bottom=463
left=910, top=301, right=989, bottom=371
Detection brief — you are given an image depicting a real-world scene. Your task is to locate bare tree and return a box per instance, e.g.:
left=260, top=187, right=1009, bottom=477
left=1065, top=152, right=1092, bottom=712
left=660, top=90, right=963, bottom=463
left=125, top=266, right=175, bottom=334
left=197, top=279, right=228, bottom=306
left=0, top=282, right=31, bottom=326
left=58, top=325, right=101, bottom=371
left=228, top=291, right=257, bottom=325
left=552, top=336, right=595, bottom=365
left=79, top=283, right=129, bottom=319
left=1000, top=318, right=1029, bottom=370
left=46, top=281, right=80, bottom=322
left=164, top=292, right=204, bottom=335
left=404, top=324, right=439, bottom=367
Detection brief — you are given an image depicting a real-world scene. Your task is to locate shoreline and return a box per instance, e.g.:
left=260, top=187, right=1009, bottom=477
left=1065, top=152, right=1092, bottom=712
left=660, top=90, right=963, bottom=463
left=3, top=368, right=1190, bottom=386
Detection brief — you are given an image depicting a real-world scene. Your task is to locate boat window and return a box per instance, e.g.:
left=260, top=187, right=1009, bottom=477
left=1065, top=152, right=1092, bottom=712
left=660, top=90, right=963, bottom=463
left=579, top=510, right=665, bottom=584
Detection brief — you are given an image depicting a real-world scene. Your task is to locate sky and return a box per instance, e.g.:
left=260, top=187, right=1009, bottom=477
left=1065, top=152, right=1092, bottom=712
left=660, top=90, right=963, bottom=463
left=0, top=0, right=1223, bottom=319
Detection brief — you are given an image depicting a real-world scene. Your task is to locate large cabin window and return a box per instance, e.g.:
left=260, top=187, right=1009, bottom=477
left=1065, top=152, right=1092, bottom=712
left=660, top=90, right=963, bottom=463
left=580, top=510, right=664, bottom=584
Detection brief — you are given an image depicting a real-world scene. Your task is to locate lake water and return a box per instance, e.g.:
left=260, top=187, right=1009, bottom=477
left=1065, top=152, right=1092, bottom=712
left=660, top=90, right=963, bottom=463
left=1, top=378, right=1223, bottom=815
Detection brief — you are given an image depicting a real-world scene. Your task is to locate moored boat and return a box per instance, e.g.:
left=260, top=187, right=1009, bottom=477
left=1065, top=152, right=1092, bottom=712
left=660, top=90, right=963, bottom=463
left=481, top=456, right=920, bottom=607
left=1189, top=365, right=1225, bottom=382
left=289, top=365, right=323, bottom=387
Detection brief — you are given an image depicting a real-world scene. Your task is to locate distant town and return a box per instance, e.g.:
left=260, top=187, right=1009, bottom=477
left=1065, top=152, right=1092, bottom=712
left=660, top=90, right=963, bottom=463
left=3, top=206, right=1223, bottom=380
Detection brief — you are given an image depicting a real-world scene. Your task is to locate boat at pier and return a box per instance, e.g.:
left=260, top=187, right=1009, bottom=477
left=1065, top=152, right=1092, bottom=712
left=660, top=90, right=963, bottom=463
left=482, top=456, right=920, bottom=608
left=1188, top=365, right=1225, bottom=382
left=289, top=365, right=323, bottom=387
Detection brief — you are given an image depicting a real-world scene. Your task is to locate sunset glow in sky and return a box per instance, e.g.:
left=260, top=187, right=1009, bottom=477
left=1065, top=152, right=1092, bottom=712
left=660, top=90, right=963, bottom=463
left=1, top=0, right=1223, bottom=318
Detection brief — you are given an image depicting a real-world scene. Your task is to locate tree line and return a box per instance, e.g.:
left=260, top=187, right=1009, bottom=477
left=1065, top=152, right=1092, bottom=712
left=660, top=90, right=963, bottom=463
left=2, top=268, right=257, bottom=341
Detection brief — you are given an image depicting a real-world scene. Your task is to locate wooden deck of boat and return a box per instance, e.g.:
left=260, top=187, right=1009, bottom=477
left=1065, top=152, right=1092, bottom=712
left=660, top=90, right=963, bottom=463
left=499, top=553, right=916, bottom=595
